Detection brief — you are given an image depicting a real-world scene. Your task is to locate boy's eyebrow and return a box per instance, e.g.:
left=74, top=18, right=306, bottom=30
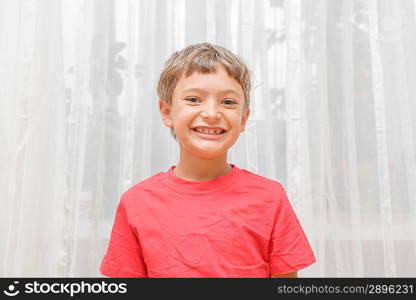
left=181, top=88, right=241, bottom=97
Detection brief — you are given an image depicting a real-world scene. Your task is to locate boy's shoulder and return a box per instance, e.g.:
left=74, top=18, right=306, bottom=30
left=120, top=171, right=166, bottom=202
left=118, top=167, right=286, bottom=204
left=238, top=168, right=284, bottom=191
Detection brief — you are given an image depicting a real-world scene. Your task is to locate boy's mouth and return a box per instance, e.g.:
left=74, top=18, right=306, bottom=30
left=191, top=126, right=227, bottom=135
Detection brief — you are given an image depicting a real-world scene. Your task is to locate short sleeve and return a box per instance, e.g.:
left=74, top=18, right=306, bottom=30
left=100, top=197, right=148, bottom=277
left=268, top=184, right=316, bottom=275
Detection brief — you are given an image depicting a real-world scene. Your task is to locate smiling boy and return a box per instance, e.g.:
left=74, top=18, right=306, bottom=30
left=100, top=43, right=316, bottom=278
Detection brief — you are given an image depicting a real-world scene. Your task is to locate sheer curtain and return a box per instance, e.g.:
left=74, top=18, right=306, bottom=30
left=1, top=0, right=415, bottom=277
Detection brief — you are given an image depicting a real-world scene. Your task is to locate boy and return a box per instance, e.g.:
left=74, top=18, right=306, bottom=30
left=100, top=43, right=316, bottom=278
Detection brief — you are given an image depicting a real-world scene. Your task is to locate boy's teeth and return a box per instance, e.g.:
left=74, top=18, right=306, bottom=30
left=194, top=127, right=223, bottom=135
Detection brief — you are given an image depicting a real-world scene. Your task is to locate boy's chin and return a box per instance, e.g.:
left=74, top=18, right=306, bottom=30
left=185, top=146, right=229, bottom=159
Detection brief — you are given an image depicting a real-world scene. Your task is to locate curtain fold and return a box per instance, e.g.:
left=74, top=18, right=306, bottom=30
left=1, top=0, right=415, bottom=277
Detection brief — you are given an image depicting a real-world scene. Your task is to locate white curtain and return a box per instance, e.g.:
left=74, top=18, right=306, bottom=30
left=1, top=0, right=416, bottom=277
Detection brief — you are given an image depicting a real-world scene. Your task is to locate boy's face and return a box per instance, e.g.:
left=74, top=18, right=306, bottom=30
left=159, top=65, right=250, bottom=159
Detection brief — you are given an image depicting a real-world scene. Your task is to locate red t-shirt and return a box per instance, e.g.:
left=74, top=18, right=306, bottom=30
left=100, top=164, right=316, bottom=277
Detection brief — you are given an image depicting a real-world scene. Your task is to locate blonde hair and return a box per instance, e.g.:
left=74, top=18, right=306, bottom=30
left=157, top=42, right=252, bottom=139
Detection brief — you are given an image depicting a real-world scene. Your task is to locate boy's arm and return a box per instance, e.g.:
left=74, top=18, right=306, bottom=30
left=270, top=272, right=297, bottom=278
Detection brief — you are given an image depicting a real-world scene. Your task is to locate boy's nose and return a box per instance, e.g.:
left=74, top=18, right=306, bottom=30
left=201, top=101, right=221, bottom=120
left=200, top=111, right=221, bottom=119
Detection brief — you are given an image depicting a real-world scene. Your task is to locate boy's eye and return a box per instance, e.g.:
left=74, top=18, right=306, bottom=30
left=223, top=99, right=238, bottom=105
left=184, top=97, right=238, bottom=106
left=185, top=97, right=200, bottom=103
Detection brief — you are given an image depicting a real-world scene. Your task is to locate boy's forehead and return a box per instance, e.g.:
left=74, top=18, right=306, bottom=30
left=179, top=65, right=232, bottom=82
left=175, top=67, right=243, bottom=96
left=180, top=87, right=241, bottom=98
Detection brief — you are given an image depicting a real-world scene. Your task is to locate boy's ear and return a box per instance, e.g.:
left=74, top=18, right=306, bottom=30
left=240, top=108, right=251, bottom=132
left=159, top=100, right=173, bottom=128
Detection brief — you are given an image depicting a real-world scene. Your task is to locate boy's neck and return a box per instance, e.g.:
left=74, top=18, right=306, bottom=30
left=174, top=149, right=232, bottom=182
